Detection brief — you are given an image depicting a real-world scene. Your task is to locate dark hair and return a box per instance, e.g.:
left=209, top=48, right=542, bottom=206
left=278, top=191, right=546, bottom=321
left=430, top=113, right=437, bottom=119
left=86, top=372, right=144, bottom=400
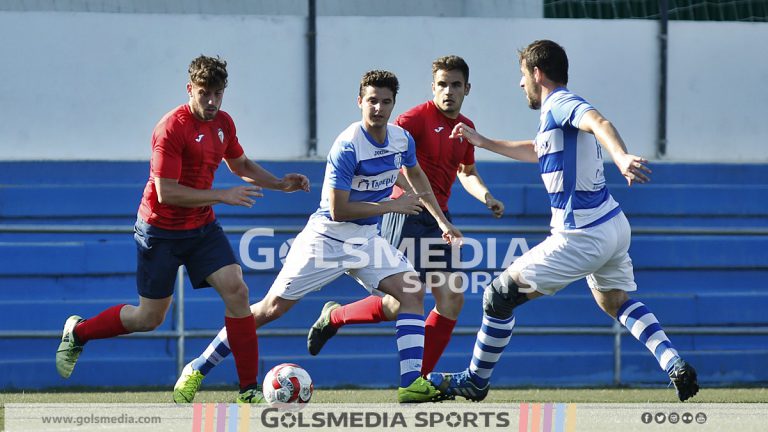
left=432, top=55, right=469, bottom=82
left=359, top=70, right=399, bottom=100
left=188, top=55, right=228, bottom=89
left=518, top=40, right=568, bottom=85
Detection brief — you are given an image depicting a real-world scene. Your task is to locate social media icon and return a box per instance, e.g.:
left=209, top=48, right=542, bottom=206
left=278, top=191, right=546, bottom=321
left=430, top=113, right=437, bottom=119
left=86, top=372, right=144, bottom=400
left=655, top=413, right=666, bottom=424
left=668, top=412, right=680, bottom=424
left=682, top=412, right=694, bottom=424
left=641, top=412, right=653, bottom=424
left=696, top=412, right=707, bottom=424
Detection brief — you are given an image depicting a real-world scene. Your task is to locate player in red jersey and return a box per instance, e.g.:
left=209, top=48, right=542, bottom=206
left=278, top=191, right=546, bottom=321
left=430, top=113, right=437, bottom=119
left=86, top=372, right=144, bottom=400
left=308, top=56, right=504, bottom=375
left=55, top=55, right=309, bottom=403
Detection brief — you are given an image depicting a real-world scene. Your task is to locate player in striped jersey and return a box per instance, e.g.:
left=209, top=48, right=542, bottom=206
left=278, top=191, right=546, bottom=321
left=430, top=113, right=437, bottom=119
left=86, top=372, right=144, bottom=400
left=427, top=40, right=699, bottom=402
left=173, top=70, right=461, bottom=404
left=307, top=56, right=504, bottom=376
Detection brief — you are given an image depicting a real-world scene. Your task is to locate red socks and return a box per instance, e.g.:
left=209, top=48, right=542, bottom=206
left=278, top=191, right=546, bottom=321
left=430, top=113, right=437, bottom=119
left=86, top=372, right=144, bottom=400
left=330, top=296, right=388, bottom=328
left=421, top=310, right=456, bottom=375
left=73, top=304, right=129, bottom=344
left=225, top=315, right=259, bottom=391
left=327, top=298, right=456, bottom=374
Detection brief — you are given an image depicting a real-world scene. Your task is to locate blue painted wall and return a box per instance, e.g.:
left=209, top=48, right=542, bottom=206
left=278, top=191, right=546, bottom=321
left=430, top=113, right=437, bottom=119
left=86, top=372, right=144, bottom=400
left=1, top=161, right=766, bottom=390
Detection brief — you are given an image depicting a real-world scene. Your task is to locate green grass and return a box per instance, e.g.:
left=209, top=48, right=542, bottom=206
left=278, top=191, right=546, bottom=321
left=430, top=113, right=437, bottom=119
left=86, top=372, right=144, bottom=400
left=2, top=387, right=767, bottom=404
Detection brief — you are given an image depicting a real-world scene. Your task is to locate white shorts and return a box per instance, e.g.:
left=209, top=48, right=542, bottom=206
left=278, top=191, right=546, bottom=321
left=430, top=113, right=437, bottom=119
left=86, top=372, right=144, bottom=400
left=510, top=212, right=637, bottom=295
left=267, top=219, right=416, bottom=300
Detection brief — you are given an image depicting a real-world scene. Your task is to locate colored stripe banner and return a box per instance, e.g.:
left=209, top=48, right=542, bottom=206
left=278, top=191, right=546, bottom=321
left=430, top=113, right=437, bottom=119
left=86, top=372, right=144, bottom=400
left=519, top=402, right=576, bottom=432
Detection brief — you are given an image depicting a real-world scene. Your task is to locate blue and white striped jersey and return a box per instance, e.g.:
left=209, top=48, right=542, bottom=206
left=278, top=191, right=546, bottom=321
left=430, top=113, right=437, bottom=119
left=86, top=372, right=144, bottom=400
left=535, top=88, right=621, bottom=230
left=314, top=121, right=417, bottom=230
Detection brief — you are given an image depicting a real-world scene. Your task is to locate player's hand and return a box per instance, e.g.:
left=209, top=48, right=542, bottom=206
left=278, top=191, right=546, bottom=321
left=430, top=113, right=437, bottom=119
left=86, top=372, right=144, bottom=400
left=279, top=173, right=310, bottom=193
left=615, top=154, right=651, bottom=186
left=221, top=186, right=263, bottom=207
left=485, top=193, right=505, bottom=218
left=389, top=192, right=427, bottom=215
left=449, top=122, right=481, bottom=146
left=439, top=221, right=463, bottom=246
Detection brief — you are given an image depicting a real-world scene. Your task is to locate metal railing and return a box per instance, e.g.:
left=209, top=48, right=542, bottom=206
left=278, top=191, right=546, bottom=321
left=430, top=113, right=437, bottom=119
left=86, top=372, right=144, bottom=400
left=2, top=223, right=767, bottom=385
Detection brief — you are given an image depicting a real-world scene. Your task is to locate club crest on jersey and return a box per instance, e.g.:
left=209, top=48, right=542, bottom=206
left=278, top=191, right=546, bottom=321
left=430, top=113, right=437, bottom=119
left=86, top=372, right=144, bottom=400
left=393, top=153, right=403, bottom=168
left=218, top=128, right=224, bottom=143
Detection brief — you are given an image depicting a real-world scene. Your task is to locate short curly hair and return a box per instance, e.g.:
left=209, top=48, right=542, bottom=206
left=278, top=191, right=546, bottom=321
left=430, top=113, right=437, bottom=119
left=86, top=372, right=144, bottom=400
left=188, top=55, right=228, bottom=89
left=359, top=70, right=399, bottom=100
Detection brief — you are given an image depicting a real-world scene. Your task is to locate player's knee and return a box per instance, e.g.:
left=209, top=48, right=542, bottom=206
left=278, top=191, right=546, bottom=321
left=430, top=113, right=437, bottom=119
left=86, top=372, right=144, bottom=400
left=225, top=281, right=250, bottom=304
left=435, top=287, right=464, bottom=314
left=595, top=289, right=629, bottom=318
left=482, top=272, right=529, bottom=319
left=398, top=287, right=425, bottom=309
left=135, top=310, right=166, bottom=331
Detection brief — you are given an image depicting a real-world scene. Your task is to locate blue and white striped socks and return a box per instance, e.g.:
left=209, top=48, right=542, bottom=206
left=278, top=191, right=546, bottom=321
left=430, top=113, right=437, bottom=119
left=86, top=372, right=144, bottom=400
left=190, top=327, right=231, bottom=376
left=396, top=313, right=425, bottom=387
left=468, top=314, right=516, bottom=387
left=617, top=299, right=680, bottom=372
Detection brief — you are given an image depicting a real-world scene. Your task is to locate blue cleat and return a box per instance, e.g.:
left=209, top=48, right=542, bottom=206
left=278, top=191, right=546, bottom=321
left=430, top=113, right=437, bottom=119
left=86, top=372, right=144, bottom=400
left=427, top=369, right=489, bottom=402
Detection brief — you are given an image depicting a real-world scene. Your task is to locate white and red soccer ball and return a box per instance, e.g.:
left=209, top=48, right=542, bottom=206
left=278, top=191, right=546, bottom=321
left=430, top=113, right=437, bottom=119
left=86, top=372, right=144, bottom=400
left=262, top=363, right=314, bottom=405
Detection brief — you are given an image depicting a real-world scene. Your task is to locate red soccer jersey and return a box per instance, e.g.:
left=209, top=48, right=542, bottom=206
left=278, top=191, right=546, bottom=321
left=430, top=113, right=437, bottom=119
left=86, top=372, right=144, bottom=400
left=392, top=101, right=476, bottom=211
left=138, top=104, right=245, bottom=230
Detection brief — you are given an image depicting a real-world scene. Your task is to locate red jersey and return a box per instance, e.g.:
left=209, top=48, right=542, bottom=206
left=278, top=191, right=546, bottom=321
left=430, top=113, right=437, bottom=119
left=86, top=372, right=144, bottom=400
left=392, top=101, right=476, bottom=211
left=138, top=104, right=245, bottom=230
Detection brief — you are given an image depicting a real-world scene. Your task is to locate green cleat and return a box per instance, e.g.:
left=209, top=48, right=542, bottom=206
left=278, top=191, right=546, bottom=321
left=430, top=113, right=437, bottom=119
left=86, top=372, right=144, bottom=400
left=56, top=315, right=84, bottom=378
left=173, top=362, right=205, bottom=403
left=397, top=376, right=441, bottom=403
left=236, top=387, right=267, bottom=404
left=307, top=301, right=341, bottom=356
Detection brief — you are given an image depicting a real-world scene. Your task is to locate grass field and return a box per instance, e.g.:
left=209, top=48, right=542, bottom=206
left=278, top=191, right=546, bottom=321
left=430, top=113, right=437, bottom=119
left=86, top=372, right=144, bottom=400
left=2, top=386, right=767, bottom=404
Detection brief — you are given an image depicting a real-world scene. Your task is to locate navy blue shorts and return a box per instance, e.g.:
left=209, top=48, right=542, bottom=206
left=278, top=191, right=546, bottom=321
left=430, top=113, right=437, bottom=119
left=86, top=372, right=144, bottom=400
left=380, top=210, right=462, bottom=280
left=134, top=218, right=238, bottom=299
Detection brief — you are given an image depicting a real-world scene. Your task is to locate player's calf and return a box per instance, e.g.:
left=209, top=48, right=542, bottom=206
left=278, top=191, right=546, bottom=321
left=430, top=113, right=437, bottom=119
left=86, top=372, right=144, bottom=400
left=441, top=272, right=528, bottom=399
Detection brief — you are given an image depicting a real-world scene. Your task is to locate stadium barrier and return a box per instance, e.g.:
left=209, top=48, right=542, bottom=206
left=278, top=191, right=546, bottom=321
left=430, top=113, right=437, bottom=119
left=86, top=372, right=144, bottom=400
left=2, top=223, right=767, bottom=387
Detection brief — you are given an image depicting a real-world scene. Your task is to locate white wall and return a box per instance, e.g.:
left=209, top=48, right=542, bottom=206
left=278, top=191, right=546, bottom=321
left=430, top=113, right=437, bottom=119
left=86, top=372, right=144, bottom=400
left=667, top=21, right=768, bottom=162
left=1, top=12, right=766, bottom=162
left=317, top=17, right=658, bottom=161
left=0, top=12, right=308, bottom=160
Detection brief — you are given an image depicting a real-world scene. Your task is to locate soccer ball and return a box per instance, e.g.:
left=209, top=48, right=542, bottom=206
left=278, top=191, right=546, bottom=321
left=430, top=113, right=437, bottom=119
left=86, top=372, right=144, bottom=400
left=262, top=363, right=314, bottom=405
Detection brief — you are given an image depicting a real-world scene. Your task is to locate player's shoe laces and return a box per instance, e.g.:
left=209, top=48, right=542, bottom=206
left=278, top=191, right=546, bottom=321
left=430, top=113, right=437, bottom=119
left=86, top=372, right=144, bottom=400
left=236, top=387, right=267, bottom=404
left=397, top=376, right=441, bottom=403
left=173, top=362, right=205, bottom=403
left=427, top=369, right=489, bottom=402
left=307, top=301, right=341, bottom=356
left=56, top=315, right=85, bottom=378
left=668, top=358, right=699, bottom=401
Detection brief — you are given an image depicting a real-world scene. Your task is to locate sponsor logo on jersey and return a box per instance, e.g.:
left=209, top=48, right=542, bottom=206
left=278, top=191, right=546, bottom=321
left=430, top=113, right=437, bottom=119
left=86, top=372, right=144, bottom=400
left=195, top=134, right=204, bottom=142
left=218, top=128, right=224, bottom=143
left=352, top=171, right=398, bottom=192
left=434, top=126, right=444, bottom=133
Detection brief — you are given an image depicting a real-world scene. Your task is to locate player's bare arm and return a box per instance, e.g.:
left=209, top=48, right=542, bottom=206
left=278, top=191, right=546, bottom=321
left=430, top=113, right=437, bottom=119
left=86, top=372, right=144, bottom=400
left=402, top=163, right=463, bottom=244
left=154, top=177, right=263, bottom=208
left=577, top=110, right=652, bottom=186
left=450, top=122, right=537, bottom=162
left=456, top=163, right=504, bottom=218
left=225, top=154, right=310, bottom=192
left=327, top=188, right=423, bottom=222
left=394, top=171, right=414, bottom=194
